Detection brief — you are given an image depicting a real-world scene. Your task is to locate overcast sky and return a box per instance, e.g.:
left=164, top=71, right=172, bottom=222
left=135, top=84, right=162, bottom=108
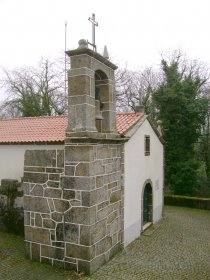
left=1, top=0, right=210, bottom=99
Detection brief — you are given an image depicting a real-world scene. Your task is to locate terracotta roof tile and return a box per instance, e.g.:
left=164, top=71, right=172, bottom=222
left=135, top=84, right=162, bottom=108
left=0, top=113, right=144, bottom=144
left=116, top=112, right=143, bottom=134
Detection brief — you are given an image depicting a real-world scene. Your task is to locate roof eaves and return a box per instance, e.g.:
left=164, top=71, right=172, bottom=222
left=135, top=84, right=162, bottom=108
left=119, top=114, right=144, bottom=136
left=0, top=140, right=65, bottom=145
left=124, top=115, right=147, bottom=138
left=147, top=117, right=165, bottom=144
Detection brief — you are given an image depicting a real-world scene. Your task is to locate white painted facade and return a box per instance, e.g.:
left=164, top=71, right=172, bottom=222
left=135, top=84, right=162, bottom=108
left=123, top=118, right=164, bottom=247
left=0, top=144, right=64, bottom=182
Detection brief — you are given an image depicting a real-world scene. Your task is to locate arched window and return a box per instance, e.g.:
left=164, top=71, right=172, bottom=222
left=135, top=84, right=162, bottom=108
left=94, top=70, right=110, bottom=133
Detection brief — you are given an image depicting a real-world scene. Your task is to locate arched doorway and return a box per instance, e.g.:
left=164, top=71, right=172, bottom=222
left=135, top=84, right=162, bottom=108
left=143, top=183, right=153, bottom=228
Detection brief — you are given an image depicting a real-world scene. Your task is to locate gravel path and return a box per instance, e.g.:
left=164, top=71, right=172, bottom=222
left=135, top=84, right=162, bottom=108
left=0, top=206, right=210, bottom=280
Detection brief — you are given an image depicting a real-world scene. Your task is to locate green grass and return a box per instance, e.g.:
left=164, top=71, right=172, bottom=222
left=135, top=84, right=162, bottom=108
left=0, top=229, right=86, bottom=280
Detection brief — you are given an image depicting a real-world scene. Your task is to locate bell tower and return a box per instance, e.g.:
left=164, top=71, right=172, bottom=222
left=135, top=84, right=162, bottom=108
left=61, top=40, right=124, bottom=274
left=66, top=39, right=117, bottom=136
left=23, top=16, right=125, bottom=273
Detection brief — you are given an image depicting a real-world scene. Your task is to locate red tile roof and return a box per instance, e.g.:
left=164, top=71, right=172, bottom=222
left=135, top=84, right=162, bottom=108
left=0, top=113, right=144, bottom=144
left=116, top=112, right=143, bottom=134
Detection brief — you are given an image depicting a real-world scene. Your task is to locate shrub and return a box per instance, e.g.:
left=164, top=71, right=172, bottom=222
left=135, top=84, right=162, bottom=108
left=0, top=179, right=24, bottom=235
left=1, top=207, right=24, bottom=236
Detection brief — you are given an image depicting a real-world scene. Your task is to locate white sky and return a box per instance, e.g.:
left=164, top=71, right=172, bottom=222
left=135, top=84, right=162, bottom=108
left=0, top=0, right=210, bottom=99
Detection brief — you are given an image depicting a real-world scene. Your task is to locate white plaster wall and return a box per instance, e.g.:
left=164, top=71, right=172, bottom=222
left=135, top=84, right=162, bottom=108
left=124, top=119, right=164, bottom=247
left=0, top=144, right=64, bottom=183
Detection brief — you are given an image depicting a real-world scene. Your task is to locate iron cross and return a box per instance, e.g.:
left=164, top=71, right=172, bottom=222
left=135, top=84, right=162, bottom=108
left=88, top=13, right=98, bottom=52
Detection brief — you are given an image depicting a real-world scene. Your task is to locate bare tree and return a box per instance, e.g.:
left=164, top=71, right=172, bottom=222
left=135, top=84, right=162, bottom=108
left=115, top=67, right=161, bottom=113
left=0, top=57, right=67, bottom=118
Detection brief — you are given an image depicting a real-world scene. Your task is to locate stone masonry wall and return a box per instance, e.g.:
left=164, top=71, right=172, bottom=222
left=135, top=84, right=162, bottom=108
left=61, top=141, right=123, bottom=273
left=23, top=149, right=70, bottom=268
left=23, top=144, right=124, bottom=273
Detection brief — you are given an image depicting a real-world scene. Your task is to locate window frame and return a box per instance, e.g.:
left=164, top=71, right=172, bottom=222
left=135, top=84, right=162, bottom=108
left=144, top=135, right=150, bottom=156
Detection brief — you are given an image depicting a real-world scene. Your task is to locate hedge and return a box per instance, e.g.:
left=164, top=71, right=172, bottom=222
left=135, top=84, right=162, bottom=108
left=0, top=179, right=24, bottom=235
left=164, top=194, right=210, bottom=210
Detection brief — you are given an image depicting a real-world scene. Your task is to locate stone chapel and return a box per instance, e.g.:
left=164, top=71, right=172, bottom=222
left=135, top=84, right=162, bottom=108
left=0, top=39, right=164, bottom=274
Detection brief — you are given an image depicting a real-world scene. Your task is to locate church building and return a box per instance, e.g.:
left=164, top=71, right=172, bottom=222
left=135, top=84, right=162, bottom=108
left=0, top=39, right=164, bottom=274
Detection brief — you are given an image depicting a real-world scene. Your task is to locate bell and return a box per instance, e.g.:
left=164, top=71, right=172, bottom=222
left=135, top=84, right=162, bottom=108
left=95, top=100, right=103, bottom=120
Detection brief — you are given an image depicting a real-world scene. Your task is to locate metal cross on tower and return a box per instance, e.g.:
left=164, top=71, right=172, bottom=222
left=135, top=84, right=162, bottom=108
left=88, top=13, right=98, bottom=52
